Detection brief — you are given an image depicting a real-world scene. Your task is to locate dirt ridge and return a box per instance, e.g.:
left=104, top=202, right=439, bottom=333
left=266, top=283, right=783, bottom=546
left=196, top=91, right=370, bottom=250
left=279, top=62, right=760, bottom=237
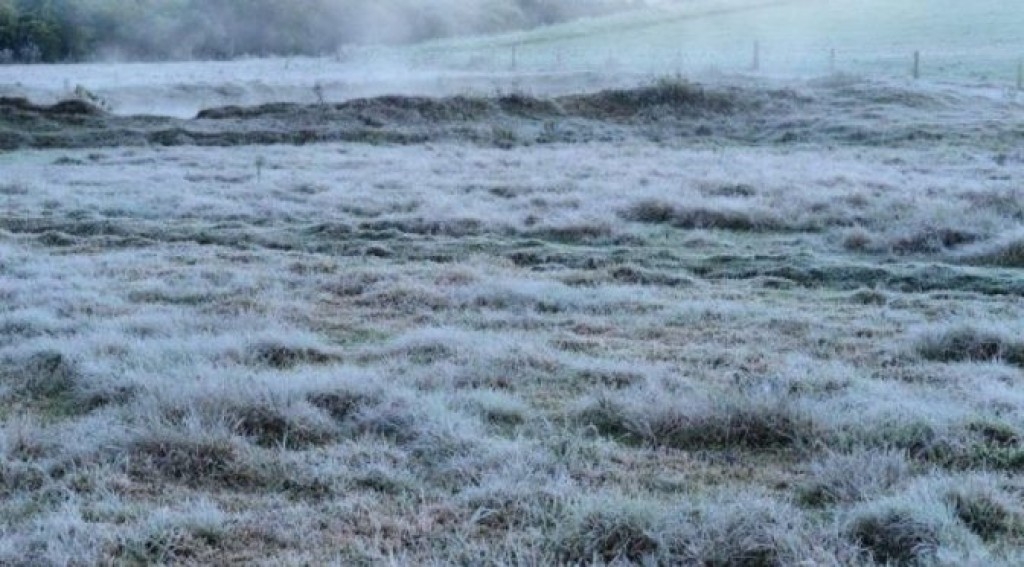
left=1, top=80, right=1016, bottom=151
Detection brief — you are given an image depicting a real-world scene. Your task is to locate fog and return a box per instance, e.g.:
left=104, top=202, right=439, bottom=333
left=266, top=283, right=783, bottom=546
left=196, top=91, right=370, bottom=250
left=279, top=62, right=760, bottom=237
left=59, top=0, right=648, bottom=61
left=2, top=0, right=1018, bottom=118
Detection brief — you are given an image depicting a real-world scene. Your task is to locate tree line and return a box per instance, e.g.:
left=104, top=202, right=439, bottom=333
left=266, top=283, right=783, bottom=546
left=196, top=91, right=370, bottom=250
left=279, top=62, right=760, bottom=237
left=0, top=0, right=637, bottom=63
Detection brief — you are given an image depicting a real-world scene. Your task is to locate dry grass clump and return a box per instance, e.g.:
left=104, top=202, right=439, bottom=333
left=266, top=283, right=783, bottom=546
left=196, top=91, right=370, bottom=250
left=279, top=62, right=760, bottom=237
left=945, top=477, right=1024, bottom=543
left=912, top=324, right=1024, bottom=367
left=834, top=409, right=1024, bottom=472
left=849, top=287, right=888, bottom=306
left=121, top=425, right=336, bottom=498
left=608, top=264, right=694, bottom=287
left=0, top=181, right=29, bottom=196
left=0, top=459, right=48, bottom=498
left=797, top=449, right=913, bottom=507
left=557, top=501, right=662, bottom=564
left=359, top=217, right=483, bottom=237
left=2, top=350, right=79, bottom=403
left=459, top=479, right=568, bottom=536
left=224, top=402, right=338, bottom=449
left=353, top=281, right=452, bottom=314
left=369, top=327, right=569, bottom=391
left=525, top=222, right=615, bottom=244
left=112, top=500, right=229, bottom=565
left=841, top=226, right=878, bottom=253
left=554, top=494, right=826, bottom=565
left=306, top=389, right=380, bottom=421
left=149, top=382, right=345, bottom=451
left=700, top=182, right=758, bottom=198
left=241, top=339, right=340, bottom=370
left=562, top=79, right=737, bottom=119
left=0, top=349, right=126, bottom=417
left=451, top=390, right=531, bottom=427
left=890, top=226, right=981, bottom=254
left=122, top=429, right=263, bottom=489
left=576, top=385, right=821, bottom=451
left=621, top=198, right=784, bottom=232
left=845, top=506, right=942, bottom=565
left=843, top=482, right=988, bottom=565
left=0, top=503, right=113, bottom=566
left=620, top=198, right=676, bottom=224
left=958, top=229, right=1024, bottom=267
left=843, top=224, right=984, bottom=255
left=347, top=398, right=430, bottom=444
left=677, top=498, right=825, bottom=566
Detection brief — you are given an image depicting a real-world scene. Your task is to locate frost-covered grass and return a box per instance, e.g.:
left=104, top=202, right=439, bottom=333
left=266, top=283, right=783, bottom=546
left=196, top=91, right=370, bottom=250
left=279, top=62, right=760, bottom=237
left=1, top=141, right=1023, bottom=563
left=3, top=78, right=1024, bottom=563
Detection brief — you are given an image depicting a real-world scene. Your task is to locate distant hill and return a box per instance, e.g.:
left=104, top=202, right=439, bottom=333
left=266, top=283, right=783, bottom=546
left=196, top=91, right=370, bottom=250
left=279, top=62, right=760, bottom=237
left=410, top=0, right=1023, bottom=85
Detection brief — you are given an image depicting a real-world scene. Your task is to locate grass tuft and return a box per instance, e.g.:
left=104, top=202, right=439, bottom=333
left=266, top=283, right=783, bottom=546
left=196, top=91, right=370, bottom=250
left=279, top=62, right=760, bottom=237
left=245, top=340, right=337, bottom=369
left=124, top=432, right=254, bottom=488
left=226, top=403, right=337, bottom=449
left=679, top=499, right=813, bottom=566
left=113, top=501, right=228, bottom=565
left=913, top=325, right=1024, bottom=367
left=557, top=501, right=661, bottom=564
left=797, top=449, right=911, bottom=507
left=958, top=230, right=1024, bottom=267
left=4, top=351, right=79, bottom=402
left=0, top=350, right=122, bottom=416
left=946, top=479, right=1024, bottom=542
left=845, top=507, right=940, bottom=565
left=576, top=387, right=820, bottom=451
left=621, top=199, right=782, bottom=232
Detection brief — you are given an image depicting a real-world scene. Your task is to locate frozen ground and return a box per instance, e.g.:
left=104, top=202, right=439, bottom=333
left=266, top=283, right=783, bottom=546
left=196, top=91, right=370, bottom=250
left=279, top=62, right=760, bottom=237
left=3, top=1, right=1024, bottom=565
left=3, top=76, right=1024, bottom=563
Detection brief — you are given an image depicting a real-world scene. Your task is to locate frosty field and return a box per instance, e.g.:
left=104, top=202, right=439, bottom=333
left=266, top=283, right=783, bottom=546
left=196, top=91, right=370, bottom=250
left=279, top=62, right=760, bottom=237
left=3, top=1, right=1024, bottom=565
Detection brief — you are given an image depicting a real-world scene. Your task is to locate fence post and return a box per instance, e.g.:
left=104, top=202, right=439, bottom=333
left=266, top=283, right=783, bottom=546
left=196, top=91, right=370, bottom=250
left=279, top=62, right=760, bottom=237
left=1017, top=59, right=1023, bottom=91
left=912, top=51, right=920, bottom=80
left=829, top=48, right=836, bottom=73
left=752, top=41, right=761, bottom=71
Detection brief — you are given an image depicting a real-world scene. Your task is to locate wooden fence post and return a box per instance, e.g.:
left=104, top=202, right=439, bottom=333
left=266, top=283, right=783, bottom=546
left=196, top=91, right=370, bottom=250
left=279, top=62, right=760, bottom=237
left=912, top=51, right=920, bottom=80
left=829, top=48, right=836, bottom=73
left=752, top=41, right=760, bottom=71
left=1017, top=59, right=1023, bottom=91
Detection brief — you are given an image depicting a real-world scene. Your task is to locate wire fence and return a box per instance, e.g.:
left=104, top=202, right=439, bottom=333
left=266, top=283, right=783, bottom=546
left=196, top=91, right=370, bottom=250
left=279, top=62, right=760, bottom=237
left=411, top=40, right=1024, bottom=92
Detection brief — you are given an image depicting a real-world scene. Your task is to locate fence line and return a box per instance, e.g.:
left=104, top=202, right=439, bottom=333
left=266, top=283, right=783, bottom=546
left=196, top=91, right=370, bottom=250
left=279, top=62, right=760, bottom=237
left=482, top=41, right=1023, bottom=91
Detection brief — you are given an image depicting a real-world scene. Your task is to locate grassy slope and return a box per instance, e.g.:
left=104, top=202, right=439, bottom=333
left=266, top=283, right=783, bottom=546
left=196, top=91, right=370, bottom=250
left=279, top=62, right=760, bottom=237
left=414, top=0, right=1023, bottom=82
left=3, top=125, right=1024, bottom=563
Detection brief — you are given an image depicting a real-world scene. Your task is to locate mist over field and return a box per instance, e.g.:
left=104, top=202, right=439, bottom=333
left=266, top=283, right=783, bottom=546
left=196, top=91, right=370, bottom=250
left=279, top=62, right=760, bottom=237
left=0, top=0, right=641, bottom=62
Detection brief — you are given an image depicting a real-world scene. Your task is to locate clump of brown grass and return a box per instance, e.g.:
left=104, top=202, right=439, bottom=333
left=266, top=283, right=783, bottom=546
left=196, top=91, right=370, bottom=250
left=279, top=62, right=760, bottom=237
left=913, top=325, right=1024, bottom=367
